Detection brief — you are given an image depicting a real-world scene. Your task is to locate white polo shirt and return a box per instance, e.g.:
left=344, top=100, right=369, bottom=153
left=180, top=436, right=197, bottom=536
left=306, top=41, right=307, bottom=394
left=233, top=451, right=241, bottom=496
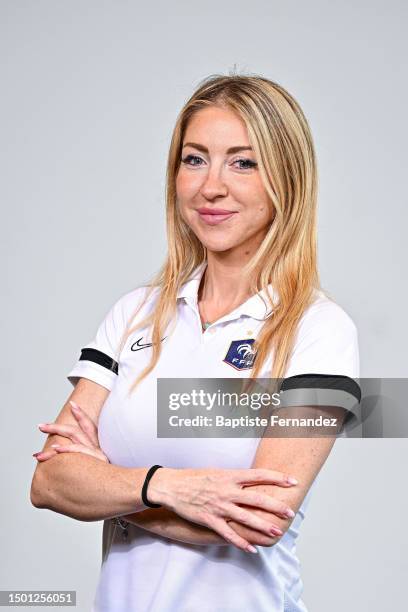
left=67, top=262, right=360, bottom=612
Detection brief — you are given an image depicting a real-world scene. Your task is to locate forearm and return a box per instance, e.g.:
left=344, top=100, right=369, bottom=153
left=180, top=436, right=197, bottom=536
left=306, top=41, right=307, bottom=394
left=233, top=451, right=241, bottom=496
left=122, top=507, right=276, bottom=548
left=30, top=453, right=151, bottom=522
left=123, top=507, right=227, bottom=546
left=31, top=457, right=270, bottom=547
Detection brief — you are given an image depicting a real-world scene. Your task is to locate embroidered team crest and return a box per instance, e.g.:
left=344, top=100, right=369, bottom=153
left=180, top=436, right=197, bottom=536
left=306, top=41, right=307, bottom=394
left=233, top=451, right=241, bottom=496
left=223, top=339, right=256, bottom=370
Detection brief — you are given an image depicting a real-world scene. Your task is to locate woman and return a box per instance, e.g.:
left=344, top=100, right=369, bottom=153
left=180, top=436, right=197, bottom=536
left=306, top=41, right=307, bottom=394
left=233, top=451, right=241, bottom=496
left=30, top=73, right=360, bottom=612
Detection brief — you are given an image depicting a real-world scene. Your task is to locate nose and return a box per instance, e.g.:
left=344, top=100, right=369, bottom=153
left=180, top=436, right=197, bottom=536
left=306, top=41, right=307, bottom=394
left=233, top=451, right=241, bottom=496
left=199, top=164, right=228, bottom=200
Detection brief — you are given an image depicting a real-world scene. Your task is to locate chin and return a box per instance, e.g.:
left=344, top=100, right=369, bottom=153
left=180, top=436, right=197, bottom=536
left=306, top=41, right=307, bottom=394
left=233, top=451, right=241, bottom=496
left=198, top=238, right=242, bottom=253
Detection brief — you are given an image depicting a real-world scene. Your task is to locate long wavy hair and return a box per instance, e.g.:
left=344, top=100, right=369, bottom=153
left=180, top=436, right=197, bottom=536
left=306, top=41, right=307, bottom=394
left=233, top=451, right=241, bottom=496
left=117, top=72, right=325, bottom=396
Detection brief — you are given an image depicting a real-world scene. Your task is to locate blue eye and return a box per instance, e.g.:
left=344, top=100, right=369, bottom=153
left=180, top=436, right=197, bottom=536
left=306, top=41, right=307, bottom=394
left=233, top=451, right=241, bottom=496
left=234, top=159, right=258, bottom=170
left=181, top=155, right=257, bottom=170
left=181, top=155, right=203, bottom=166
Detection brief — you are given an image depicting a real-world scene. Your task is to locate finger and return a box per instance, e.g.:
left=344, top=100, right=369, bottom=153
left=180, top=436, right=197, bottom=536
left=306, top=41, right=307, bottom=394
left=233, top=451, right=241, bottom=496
left=225, top=519, right=278, bottom=547
left=92, top=449, right=110, bottom=463
left=232, top=489, right=295, bottom=520
left=69, top=400, right=97, bottom=426
left=234, top=468, right=298, bottom=487
left=51, top=443, right=108, bottom=462
left=69, top=401, right=100, bottom=447
left=71, top=412, right=100, bottom=448
left=224, top=503, right=283, bottom=538
left=32, top=450, right=58, bottom=461
left=38, top=422, right=94, bottom=448
left=207, top=516, right=258, bottom=553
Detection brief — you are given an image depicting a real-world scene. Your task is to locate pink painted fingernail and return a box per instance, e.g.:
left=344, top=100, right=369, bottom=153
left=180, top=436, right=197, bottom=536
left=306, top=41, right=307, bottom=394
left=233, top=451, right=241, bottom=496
left=247, top=545, right=258, bottom=554
left=69, top=401, right=80, bottom=411
left=271, top=527, right=283, bottom=536
left=38, top=423, right=47, bottom=427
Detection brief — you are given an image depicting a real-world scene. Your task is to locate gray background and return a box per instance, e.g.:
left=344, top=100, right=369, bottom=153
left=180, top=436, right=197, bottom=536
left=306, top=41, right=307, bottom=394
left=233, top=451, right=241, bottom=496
left=1, top=1, right=407, bottom=610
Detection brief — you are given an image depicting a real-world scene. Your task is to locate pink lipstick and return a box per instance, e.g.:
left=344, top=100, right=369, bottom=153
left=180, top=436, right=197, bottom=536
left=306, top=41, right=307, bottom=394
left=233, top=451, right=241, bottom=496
left=197, top=207, right=238, bottom=226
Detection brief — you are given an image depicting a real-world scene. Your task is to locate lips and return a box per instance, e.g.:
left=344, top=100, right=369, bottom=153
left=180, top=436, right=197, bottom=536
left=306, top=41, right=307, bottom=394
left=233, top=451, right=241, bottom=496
left=197, top=207, right=238, bottom=226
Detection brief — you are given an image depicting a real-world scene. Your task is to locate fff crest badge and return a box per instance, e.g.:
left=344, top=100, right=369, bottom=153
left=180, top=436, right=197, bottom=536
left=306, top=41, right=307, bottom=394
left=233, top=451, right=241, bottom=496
left=223, top=339, right=256, bottom=370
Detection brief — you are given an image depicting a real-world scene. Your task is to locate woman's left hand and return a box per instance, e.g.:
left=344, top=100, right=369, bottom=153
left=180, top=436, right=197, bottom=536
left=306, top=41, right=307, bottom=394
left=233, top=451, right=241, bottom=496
left=33, top=400, right=110, bottom=463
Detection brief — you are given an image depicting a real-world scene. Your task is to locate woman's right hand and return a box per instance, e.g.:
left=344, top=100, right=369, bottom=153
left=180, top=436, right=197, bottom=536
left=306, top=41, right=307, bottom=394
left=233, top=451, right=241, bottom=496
left=147, top=467, right=298, bottom=553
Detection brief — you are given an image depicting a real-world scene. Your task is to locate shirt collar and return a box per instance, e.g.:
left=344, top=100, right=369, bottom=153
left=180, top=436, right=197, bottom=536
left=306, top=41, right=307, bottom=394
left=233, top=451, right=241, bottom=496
left=176, top=261, right=275, bottom=321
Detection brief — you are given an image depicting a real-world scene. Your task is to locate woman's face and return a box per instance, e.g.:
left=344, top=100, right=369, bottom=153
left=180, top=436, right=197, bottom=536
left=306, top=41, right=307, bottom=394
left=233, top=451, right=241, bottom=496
left=176, top=105, right=274, bottom=255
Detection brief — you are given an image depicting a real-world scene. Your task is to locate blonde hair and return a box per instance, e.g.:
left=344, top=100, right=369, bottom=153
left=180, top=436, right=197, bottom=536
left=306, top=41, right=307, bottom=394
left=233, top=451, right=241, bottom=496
left=118, top=71, right=326, bottom=396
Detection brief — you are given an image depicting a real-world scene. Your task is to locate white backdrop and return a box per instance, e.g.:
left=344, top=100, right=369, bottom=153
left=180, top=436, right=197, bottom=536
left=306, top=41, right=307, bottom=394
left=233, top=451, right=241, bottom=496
left=1, top=1, right=407, bottom=610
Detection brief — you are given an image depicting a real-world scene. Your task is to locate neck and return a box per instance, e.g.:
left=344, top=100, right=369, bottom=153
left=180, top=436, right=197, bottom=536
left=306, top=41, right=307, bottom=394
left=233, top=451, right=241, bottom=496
left=199, top=225, right=269, bottom=305
left=197, top=251, right=257, bottom=329
left=197, top=230, right=269, bottom=326
left=199, top=258, right=252, bottom=307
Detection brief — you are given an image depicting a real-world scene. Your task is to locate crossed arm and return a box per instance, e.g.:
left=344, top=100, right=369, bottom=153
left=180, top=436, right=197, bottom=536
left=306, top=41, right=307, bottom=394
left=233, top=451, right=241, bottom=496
left=31, top=378, right=345, bottom=548
left=122, top=422, right=341, bottom=546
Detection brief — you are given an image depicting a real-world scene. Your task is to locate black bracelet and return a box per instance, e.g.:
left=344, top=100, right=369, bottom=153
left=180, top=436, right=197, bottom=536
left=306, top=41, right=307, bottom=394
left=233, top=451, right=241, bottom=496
left=141, top=465, right=163, bottom=508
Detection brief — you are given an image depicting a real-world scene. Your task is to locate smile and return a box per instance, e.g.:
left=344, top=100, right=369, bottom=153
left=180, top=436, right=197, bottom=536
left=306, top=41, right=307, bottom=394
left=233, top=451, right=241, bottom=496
left=197, top=209, right=238, bottom=226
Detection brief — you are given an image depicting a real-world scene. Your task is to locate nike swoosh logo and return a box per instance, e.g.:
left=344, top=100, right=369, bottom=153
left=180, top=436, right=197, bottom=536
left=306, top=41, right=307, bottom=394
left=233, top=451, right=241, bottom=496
left=130, top=336, right=167, bottom=352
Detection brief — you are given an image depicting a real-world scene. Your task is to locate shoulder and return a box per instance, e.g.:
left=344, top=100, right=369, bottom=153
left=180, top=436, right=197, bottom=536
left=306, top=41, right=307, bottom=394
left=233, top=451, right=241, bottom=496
left=108, top=284, right=160, bottom=321
left=285, top=289, right=360, bottom=378
left=296, top=289, right=358, bottom=341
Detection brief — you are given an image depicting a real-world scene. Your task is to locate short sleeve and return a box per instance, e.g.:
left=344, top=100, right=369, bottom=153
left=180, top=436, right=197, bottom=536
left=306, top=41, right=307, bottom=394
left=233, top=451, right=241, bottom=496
left=285, top=298, right=360, bottom=379
left=66, top=287, right=146, bottom=391
left=282, top=297, right=361, bottom=429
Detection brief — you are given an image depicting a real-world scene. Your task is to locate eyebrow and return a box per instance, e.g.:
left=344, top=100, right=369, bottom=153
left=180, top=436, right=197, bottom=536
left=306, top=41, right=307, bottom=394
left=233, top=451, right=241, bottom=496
left=182, top=142, right=253, bottom=154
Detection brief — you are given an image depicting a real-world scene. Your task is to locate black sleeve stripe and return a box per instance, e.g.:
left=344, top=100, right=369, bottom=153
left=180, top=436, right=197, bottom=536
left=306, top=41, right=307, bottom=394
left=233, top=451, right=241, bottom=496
left=280, top=374, right=361, bottom=402
left=79, top=348, right=119, bottom=375
left=278, top=374, right=362, bottom=428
